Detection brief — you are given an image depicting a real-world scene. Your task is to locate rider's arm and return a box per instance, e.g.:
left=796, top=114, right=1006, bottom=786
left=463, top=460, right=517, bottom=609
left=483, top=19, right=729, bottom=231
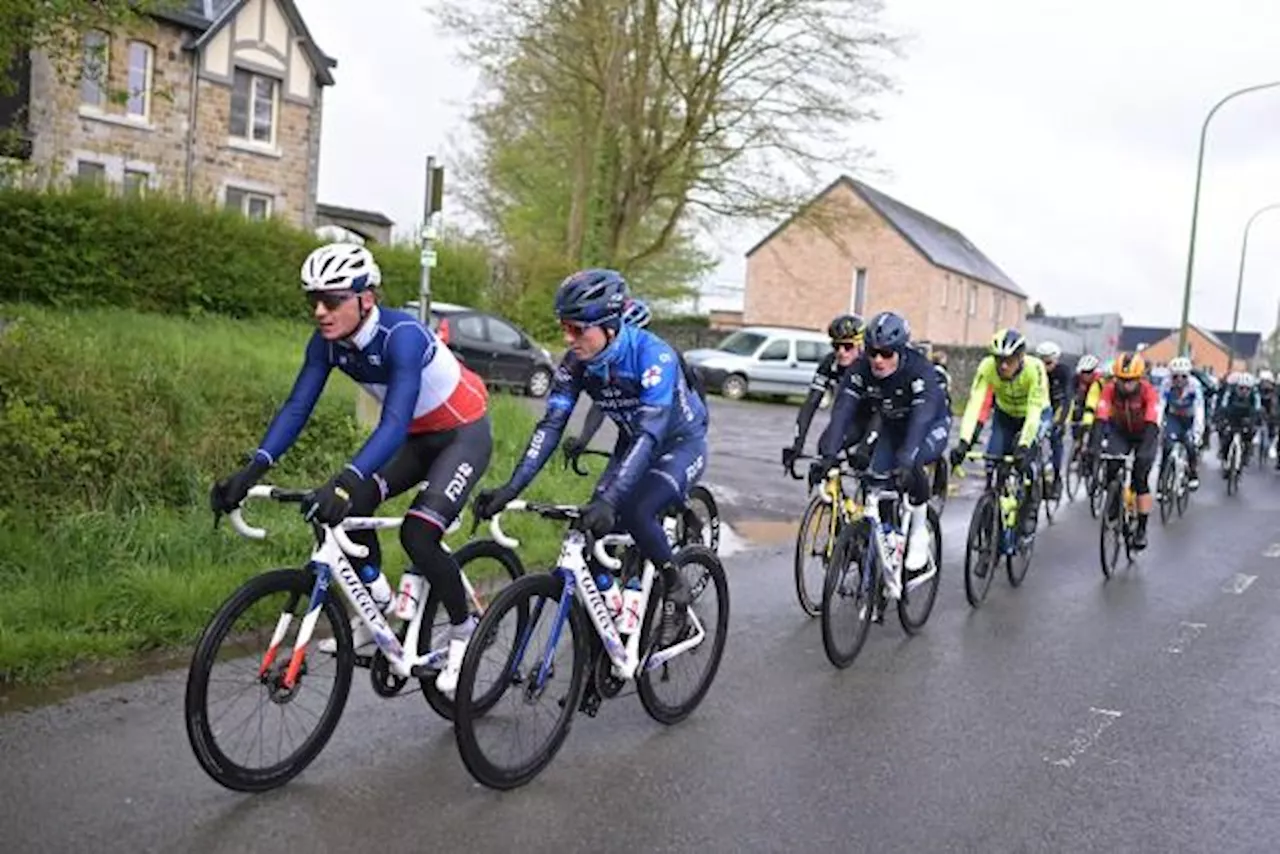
left=1017, top=358, right=1050, bottom=446
left=793, top=353, right=837, bottom=448
left=1155, top=380, right=1168, bottom=426
left=345, top=324, right=431, bottom=478
left=901, top=359, right=945, bottom=464
left=1081, top=379, right=1102, bottom=427
left=1192, top=385, right=1205, bottom=439
left=506, top=359, right=581, bottom=492
left=817, top=361, right=868, bottom=458
left=597, top=338, right=683, bottom=507
left=957, top=357, right=995, bottom=444
left=254, top=333, right=333, bottom=466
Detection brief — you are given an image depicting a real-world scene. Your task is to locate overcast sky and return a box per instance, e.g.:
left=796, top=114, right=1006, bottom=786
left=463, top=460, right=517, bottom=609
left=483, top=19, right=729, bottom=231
left=298, top=0, right=1280, bottom=333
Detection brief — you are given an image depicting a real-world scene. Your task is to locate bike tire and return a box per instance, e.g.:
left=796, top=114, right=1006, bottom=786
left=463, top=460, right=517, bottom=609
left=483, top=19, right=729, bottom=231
left=1087, top=460, right=1104, bottom=519
left=964, top=493, right=999, bottom=608
left=1175, top=461, right=1190, bottom=517
left=898, top=506, right=942, bottom=634
left=1099, top=481, right=1122, bottom=579
left=185, top=568, right=354, bottom=793
left=1065, top=453, right=1082, bottom=501
left=637, top=545, right=730, bottom=725
left=680, top=485, right=722, bottom=553
left=453, top=573, right=588, bottom=791
left=1157, top=457, right=1174, bottom=525
left=1008, top=478, right=1038, bottom=588
left=821, top=520, right=874, bottom=668
left=793, top=494, right=833, bottom=618
left=419, top=538, right=526, bottom=721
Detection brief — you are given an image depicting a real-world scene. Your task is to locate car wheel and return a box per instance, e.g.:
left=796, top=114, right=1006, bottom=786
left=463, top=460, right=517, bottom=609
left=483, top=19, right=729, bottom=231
left=526, top=366, right=553, bottom=398
left=721, top=373, right=748, bottom=400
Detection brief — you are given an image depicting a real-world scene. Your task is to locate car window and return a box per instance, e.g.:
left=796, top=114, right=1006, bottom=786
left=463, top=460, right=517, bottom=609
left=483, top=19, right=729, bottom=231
left=716, top=330, right=767, bottom=356
left=487, top=317, right=524, bottom=348
left=796, top=340, right=827, bottom=363
left=453, top=314, right=486, bottom=341
left=758, top=339, right=791, bottom=362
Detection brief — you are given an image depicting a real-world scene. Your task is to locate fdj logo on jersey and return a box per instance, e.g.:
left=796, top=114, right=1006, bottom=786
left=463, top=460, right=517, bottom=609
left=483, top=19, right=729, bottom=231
left=445, top=462, right=475, bottom=502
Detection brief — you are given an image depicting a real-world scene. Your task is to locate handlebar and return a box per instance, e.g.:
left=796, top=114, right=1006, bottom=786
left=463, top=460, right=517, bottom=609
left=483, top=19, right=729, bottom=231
left=484, top=499, right=626, bottom=568
left=565, top=446, right=612, bottom=477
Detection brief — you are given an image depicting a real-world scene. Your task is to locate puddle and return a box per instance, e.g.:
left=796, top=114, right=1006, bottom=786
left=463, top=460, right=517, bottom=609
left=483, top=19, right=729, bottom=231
left=729, top=519, right=798, bottom=547
left=0, top=647, right=192, bottom=715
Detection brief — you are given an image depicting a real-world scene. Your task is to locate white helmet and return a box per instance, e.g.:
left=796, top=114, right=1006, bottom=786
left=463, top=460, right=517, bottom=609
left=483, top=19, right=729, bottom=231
left=1035, top=340, right=1061, bottom=361
left=1076, top=354, right=1100, bottom=374
left=1245, top=372, right=1258, bottom=387
left=301, top=243, right=382, bottom=293
left=1260, top=369, right=1275, bottom=383
left=1168, top=356, right=1192, bottom=376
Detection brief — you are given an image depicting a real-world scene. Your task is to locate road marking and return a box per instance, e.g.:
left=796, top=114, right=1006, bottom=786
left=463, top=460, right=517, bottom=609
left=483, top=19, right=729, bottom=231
left=1044, top=707, right=1123, bottom=769
left=1263, top=543, right=1280, bottom=558
left=1223, top=573, right=1257, bottom=595
left=1165, top=621, right=1207, bottom=654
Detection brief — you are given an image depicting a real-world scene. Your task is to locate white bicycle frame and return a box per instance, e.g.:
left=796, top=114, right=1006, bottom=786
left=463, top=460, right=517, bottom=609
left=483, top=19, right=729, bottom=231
left=227, top=484, right=480, bottom=683
left=487, top=500, right=706, bottom=681
left=837, top=472, right=937, bottom=599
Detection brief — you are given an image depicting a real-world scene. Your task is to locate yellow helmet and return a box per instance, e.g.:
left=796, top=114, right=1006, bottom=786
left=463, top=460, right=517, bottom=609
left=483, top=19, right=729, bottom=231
left=1113, top=351, right=1145, bottom=380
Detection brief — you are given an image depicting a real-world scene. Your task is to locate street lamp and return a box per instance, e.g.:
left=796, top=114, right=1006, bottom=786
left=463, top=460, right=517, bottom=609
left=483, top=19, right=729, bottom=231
left=1226, top=202, right=1280, bottom=368
left=1176, top=80, right=1280, bottom=355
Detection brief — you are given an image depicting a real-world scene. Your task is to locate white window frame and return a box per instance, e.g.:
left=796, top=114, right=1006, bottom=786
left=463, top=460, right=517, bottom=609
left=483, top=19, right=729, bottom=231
left=123, top=168, right=150, bottom=196
left=126, top=41, right=154, bottom=120
left=851, top=267, right=867, bottom=315
left=81, top=30, right=109, bottom=108
left=230, top=68, right=280, bottom=147
left=75, top=159, right=107, bottom=184
left=225, top=185, right=274, bottom=219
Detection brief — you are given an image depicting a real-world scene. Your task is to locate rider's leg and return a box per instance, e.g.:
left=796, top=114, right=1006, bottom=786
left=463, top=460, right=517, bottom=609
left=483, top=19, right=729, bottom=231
left=1132, top=427, right=1158, bottom=548
left=901, top=419, right=949, bottom=572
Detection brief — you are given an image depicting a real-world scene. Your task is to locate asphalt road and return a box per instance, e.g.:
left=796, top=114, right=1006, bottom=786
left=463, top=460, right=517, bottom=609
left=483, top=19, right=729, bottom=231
left=3, top=397, right=1280, bottom=853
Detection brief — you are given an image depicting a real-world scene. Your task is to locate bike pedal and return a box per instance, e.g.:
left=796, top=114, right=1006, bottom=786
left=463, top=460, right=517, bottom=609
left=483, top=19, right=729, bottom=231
left=353, top=654, right=373, bottom=669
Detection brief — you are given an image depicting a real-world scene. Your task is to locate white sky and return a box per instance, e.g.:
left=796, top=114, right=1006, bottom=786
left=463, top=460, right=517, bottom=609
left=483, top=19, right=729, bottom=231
left=298, top=0, right=1280, bottom=333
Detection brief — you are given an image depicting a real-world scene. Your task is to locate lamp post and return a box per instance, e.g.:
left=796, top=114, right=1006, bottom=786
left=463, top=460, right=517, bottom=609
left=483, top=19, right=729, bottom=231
left=1226, top=202, right=1280, bottom=368
left=1176, top=81, right=1280, bottom=355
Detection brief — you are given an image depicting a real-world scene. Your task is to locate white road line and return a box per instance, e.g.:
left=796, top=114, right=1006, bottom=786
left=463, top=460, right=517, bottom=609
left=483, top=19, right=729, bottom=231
left=1165, top=621, right=1207, bottom=654
left=1223, top=573, right=1257, bottom=595
left=1044, top=707, right=1123, bottom=769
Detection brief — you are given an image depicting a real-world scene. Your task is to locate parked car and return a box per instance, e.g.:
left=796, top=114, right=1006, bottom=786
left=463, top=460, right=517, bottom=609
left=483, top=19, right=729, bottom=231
left=683, top=326, right=832, bottom=401
left=405, top=300, right=556, bottom=397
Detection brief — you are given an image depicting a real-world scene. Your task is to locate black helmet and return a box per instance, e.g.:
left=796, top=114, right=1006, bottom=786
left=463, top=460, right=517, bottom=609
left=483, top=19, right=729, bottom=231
left=553, top=268, right=627, bottom=326
left=865, top=311, right=911, bottom=352
left=827, top=313, right=865, bottom=343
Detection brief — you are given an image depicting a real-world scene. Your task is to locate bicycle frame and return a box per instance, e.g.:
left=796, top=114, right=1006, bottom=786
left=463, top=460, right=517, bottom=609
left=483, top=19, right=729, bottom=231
left=488, top=501, right=707, bottom=683
left=859, top=476, right=935, bottom=597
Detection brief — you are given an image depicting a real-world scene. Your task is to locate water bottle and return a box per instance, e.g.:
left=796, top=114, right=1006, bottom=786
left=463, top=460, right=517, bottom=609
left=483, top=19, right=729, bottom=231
left=620, top=577, right=643, bottom=635
left=393, top=572, right=425, bottom=621
left=596, top=573, right=624, bottom=621
left=358, top=563, right=395, bottom=614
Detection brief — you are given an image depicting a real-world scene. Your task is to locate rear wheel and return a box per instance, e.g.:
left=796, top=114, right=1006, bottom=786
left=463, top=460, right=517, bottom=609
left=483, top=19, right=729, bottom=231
left=897, top=506, right=941, bottom=634
left=675, top=485, right=721, bottom=553
left=1065, top=449, right=1082, bottom=501
left=1157, top=454, right=1175, bottom=524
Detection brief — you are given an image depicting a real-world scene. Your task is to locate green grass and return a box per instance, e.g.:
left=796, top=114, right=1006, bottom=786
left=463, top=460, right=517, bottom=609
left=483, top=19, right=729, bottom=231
left=0, top=304, right=591, bottom=684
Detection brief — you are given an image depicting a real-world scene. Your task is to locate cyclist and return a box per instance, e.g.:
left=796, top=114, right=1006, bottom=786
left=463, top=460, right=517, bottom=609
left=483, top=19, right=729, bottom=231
left=781, top=313, right=865, bottom=473
left=1035, top=340, right=1071, bottom=499
left=473, top=269, right=708, bottom=644
left=1258, top=369, right=1279, bottom=465
left=1191, top=366, right=1218, bottom=449
left=1213, top=371, right=1262, bottom=471
left=948, top=329, right=1051, bottom=514
left=1157, top=356, right=1204, bottom=490
left=930, top=348, right=953, bottom=410
left=1091, top=351, right=1159, bottom=549
left=208, top=242, right=492, bottom=695
left=809, top=311, right=949, bottom=597
left=1068, top=354, right=1103, bottom=443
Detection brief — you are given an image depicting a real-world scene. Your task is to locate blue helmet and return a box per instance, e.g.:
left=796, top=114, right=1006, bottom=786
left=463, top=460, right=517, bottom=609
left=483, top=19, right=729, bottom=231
left=622, top=297, right=651, bottom=328
left=865, top=311, right=911, bottom=352
left=554, top=268, right=628, bottom=326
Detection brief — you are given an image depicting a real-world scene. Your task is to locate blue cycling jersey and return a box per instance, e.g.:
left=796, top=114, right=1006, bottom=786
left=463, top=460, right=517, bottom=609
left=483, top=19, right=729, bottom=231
left=1159, top=377, right=1203, bottom=419
left=254, top=306, right=488, bottom=478
left=508, top=324, right=708, bottom=506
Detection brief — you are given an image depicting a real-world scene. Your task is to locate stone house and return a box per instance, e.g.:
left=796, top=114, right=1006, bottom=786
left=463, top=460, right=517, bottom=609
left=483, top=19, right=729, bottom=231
left=1, top=0, right=335, bottom=228
left=1119, top=325, right=1261, bottom=377
left=743, top=176, right=1028, bottom=347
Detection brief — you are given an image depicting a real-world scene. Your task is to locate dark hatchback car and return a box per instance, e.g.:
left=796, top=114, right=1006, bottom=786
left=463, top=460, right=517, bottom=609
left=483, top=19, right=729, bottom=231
left=407, top=300, right=556, bottom=397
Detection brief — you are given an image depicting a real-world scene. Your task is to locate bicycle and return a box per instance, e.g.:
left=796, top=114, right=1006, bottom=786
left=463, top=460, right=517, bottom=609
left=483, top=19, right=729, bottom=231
left=1097, top=452, right=1138, bottom=577
left=961, top=450, right=1039, bottom=608
left=1064, top=424, right=1089, bottom=502
left=452, top=500, right=729, bottom=790
left=566, top=447, right=721, bottom=554
left=1155, top=433, right=1191, bottom=524
left=1221, top=427, right=1244, bottom=496
left=788, top=450, right=866, bottom=617
left=820, top=467, right=942, bottom=669
left=1038, top=429, right=1062, bottom=525
left=184, top=484, right=523, bottom=793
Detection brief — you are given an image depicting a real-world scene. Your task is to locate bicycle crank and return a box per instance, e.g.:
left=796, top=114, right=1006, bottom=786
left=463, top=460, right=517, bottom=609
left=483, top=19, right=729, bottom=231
left=370, top=650, right=410, bottom=697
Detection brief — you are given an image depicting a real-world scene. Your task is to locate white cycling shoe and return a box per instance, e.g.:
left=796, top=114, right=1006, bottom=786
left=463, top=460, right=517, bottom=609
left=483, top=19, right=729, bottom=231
left=434, top=616, right=478, bottom=696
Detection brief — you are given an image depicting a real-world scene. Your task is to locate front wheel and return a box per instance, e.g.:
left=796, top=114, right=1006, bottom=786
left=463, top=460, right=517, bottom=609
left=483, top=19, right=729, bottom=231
left=821, top=520, right=874, bottom=668
left=964, top=493, right=999, bottom=608
left=1157, top=455, right=1175, bottom=525
left=1099, top=481, right=1123, bottom=579
left=185, top=569, right=354, bottom=793
left=793, top=494, right=833, bottom=617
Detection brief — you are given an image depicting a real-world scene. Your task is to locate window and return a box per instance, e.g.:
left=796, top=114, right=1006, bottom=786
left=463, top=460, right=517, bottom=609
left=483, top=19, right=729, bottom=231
left=75, top=160, right=106, bottom=185
left=992, top=292, right=1003, bottom=323
left=796, top=341, right=827, bottom=363
left=453, top=314, right=485, bottom=340
left=81, top=31, right=109, bottom=107
left=225, top=186, right=273, bottom=219
left=759, top=339, right=791, bottom=362
left=968, top=284, right=978, bottom=317
left=487, top=318, right=524, bottom=348
left=123, top=169, right=148, bottom=196
left=230, top=69, right=278, bottom=144
left=852, top=268, right=867, bottom=315
left=715, top=330, right=766, bottom=356
left=126, top=42, right=153, bottom=119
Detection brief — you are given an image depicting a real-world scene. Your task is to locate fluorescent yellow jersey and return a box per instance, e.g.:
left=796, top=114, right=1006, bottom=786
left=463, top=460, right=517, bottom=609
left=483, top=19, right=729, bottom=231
left=959, top=354, right=1050, bottom=446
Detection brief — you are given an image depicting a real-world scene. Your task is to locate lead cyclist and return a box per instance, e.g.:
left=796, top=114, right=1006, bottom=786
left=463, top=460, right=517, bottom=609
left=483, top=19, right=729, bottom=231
left=208, top=242, right=493, bottom=696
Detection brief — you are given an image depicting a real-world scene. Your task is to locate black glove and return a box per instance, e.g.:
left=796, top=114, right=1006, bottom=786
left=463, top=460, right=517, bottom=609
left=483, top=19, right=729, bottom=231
left=781, top=443, right=802, bottom=472
left=848, top=442, right=872, bottom=472
left=808, top=457, right=837, bottom=489
left=948, top=440, right=971, bottom=469
left=474, top=483, right=520, bottom=520
left=561, top=435, right=585, bottom=464
left=210, top=457, right=270, bottom=515
left=577, top=498, right=615, bottom=537
left=301, top=468, right=362, bottom=526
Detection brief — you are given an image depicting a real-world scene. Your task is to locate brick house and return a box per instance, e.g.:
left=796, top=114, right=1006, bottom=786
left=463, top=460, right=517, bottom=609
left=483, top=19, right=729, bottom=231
left=743, top=176, right=1028, bottom=346
left=1119, top=325, right=1261, bottom=377
left=1, top=0, right=334, bottom=228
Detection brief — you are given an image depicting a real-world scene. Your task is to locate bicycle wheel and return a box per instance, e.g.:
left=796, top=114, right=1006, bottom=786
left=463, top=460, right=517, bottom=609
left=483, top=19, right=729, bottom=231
left=1065, top=451, right=1082, bottom=501
left=793, top=494, right=833, bottom=617
left=1175, top=458, right=1191, bottom=517
left=1157, top=456, right=1175, bottom=524
left=675, top=485, right=722, bottom=553
left=637, top=545, right=730, bottom=724
left=1087, top=459, right=1104, bottom=519
left=1099, top=481, right=1123, bottom=579
left=964, top=493, right=999, bottom=608
left=821, top=520, right=874, bottom=668
left=1007, top=478, right=1038, bottom=588
left=418, top=538, right=525, bottom=721
left=185, top=569, right=354, bottom=793
left=898, top=506, right=942, bottom=634
left=453, top=573, right=588, bottom=791
left=1041, top=466, right=1060, bottom=525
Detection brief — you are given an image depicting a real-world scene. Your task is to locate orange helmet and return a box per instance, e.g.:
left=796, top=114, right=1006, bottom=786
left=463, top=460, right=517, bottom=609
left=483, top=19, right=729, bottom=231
left=1113, top=351, right=1145, bottom=380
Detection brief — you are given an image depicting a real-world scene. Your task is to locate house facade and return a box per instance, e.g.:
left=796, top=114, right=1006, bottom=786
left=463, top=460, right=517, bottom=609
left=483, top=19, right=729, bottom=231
left=1119, top=325, right=1261, bottom=377
left=742, top=177, right=1028, bottom=346
left=2, top=0, right=334, bottom=227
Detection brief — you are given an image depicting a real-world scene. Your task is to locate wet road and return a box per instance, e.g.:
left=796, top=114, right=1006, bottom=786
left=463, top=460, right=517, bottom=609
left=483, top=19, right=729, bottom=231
left=4, top=403, right=1280, bottom=851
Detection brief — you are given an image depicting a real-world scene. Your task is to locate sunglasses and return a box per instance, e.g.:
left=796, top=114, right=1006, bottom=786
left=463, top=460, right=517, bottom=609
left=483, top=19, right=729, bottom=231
left=307, top=291, right=356, bottom=311
left=868, top=347, right=895, bottom=360
left=834, top=341, right=859, bottom=352
left=560, top=320, right=590, bottom=337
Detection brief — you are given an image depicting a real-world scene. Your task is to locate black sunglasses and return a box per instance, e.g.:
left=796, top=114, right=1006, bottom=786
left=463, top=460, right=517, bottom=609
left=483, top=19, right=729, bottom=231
left=307, top=291, right=356, bottom=311
left=834, top=341, right=859, bottom=352
left=868, top=347, right=895, bottom=359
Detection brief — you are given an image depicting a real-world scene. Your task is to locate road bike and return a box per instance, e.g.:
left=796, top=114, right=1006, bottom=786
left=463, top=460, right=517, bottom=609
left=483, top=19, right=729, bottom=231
left=1155, top=434, right=1192, bottom=523
left=961, top=451, right=1039, bottom=607
left=788, top=450, right=865, bottom=617
left=1097, top=452, right=1138, bottom=577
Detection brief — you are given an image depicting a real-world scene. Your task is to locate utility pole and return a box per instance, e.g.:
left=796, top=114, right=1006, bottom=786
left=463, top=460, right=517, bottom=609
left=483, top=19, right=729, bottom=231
left=417, top=155, right=445, bottom=324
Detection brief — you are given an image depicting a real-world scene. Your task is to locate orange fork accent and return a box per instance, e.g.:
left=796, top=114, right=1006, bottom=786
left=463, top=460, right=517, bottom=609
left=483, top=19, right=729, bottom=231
left=283, top=647, right=308, bottom=689
left=258, top=646, right=280, bottom=679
